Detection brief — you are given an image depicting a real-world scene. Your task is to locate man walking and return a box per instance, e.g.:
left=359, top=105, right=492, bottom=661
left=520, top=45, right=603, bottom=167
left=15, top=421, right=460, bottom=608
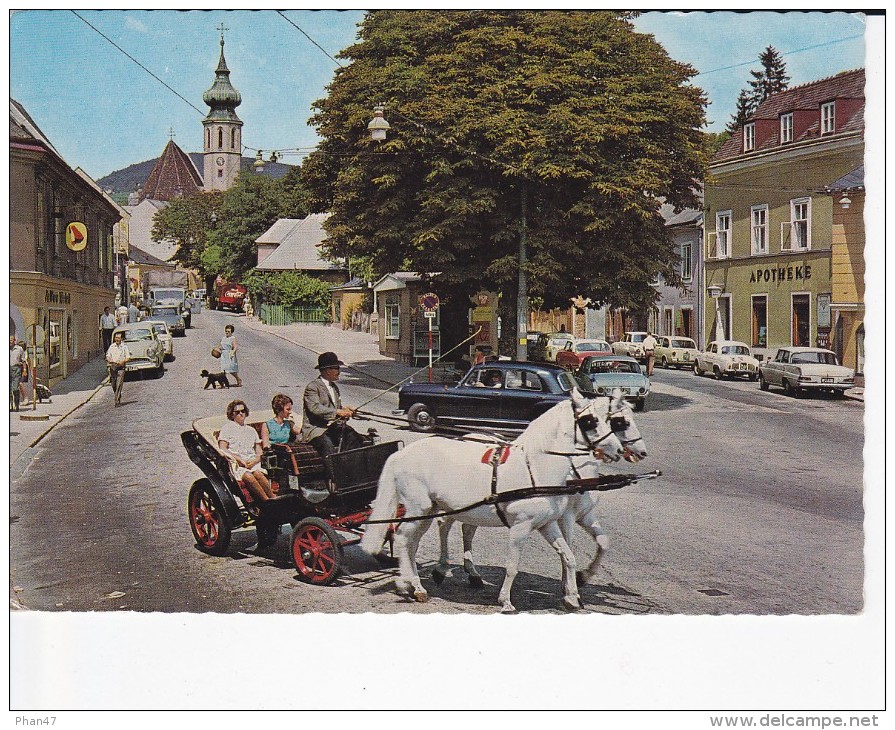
left=105, top=331, right=130, bottom=407
left=643, top=331, right=657, bottom=377
left=100, top=306, right=116, bottom=353
left=10, top=335, right=26, bottom=411
left=127, top=299, right=140, bottom=324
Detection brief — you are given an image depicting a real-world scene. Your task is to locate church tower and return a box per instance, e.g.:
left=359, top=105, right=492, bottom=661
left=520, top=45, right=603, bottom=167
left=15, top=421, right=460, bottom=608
left=202, top=31, right=243, bottom=191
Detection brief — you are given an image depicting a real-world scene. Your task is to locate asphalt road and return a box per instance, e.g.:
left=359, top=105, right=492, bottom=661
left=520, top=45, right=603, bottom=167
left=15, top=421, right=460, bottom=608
left=9, top=309, right=865, bottom=615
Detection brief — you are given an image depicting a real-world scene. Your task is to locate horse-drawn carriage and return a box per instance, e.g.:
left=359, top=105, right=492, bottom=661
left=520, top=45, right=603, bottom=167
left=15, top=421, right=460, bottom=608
left=181, top=416, right=402, bottom=585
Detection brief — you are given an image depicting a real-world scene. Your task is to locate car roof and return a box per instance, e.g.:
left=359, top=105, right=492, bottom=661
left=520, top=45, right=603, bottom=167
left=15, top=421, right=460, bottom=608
left=473, top=360, right=566, bottom=374
left=114, top=322, right=153, bottom=331
left=582, top=354, right=639, bottom=363
left=147, top=319, right=169, bottom=327
left=711, top=340, right=750, bottom=347
left=780, top=346, right=834, bottom=353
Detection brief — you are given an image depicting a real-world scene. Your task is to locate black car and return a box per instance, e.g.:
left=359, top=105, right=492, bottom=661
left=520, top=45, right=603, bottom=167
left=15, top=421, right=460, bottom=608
left=394, top=360, right=593, bottom=433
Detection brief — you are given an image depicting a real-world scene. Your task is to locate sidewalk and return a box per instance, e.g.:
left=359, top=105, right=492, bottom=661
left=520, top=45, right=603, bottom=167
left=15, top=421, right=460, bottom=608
left=9, top=356, right=111, bottom=478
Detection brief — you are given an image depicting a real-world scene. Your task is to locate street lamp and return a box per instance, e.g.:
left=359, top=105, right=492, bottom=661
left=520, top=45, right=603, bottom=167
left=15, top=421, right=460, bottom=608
left=368, top=104, right=530, bottom=360
left=707, top=283, right=724, bottom=341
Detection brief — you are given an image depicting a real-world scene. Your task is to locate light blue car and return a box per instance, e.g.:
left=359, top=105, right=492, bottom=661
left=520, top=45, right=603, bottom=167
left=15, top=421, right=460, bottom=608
left=577, top=354, right=650, bottom=411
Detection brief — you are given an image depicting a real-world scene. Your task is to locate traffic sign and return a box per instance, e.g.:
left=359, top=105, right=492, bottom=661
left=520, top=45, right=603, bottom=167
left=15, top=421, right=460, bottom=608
left=419, top=292, right=439, bottom=312
left=424, top=310, right=437, bottom=318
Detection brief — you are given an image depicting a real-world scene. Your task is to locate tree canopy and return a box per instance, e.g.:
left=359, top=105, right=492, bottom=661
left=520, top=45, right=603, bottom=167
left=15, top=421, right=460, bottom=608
left=726, top=45, right=790, bottom=132
left=303, top=10, right=708, bottom=315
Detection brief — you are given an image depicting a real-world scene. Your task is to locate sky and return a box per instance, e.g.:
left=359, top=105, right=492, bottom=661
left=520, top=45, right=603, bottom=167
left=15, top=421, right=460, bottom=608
left=7, top=10, right=870, bottom=182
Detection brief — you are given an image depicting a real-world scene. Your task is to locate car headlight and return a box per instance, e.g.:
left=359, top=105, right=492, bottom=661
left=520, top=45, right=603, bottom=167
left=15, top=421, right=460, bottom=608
left=638, top=387, right=646, bottom=394
left=596, top=387, right=605, bottom=394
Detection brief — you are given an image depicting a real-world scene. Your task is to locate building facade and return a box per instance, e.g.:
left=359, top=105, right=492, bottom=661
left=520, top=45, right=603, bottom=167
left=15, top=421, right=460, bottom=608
left=10, top=99, right=121, bottom=383
left=704, top=69, right=864, bottom=359
left=202, top=33, right=243, bottom=192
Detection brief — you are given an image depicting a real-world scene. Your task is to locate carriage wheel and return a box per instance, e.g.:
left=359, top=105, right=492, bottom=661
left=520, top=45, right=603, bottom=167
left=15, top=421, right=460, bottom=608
left=291, top=517, right=344, bottom=585
left=188, top=480, right=232, bottom=556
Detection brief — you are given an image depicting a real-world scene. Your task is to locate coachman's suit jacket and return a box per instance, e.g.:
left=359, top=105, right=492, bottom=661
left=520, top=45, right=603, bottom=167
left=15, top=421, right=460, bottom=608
left=302, top=377, right=341, bottom=442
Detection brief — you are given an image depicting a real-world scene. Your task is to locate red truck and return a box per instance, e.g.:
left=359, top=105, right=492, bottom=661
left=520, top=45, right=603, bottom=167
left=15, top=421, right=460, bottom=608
left=211, top=281, right=247, bottom=312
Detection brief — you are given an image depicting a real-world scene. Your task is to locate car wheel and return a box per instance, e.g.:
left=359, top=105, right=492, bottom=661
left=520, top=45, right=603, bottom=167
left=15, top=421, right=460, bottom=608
left=693, top=362, right=703, bottom=376
left=188, top=480, right=232, bottom=556
left=407, top=403, right=436, bottom=433
left=634, top=398, right=645, bottom=412
left=713, top=366, right=723, bottom=380
left=661, top=356, right=669, bottom=369
left=759, top=375, right=770, bottom=391
left=783, top=379, right=798, bottom=397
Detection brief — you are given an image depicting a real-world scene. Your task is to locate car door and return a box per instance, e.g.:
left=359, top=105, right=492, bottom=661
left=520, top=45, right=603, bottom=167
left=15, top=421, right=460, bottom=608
left=452, top=368, right=504, bottom=427
left=768, top=349, right=789, bottom=385
left=499, top=368, right=553, bottom=428
left=702, top=342, right=717, bottom=370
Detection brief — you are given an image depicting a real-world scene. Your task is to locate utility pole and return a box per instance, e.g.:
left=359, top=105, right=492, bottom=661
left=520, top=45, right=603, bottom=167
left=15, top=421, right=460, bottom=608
left=515, top=182, right=528, bottom=361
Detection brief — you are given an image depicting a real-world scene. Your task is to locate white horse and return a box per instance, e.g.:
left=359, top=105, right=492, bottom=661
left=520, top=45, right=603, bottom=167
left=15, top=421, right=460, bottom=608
left=361, top=390, right=625, bottom=612
left=433, top=391, right=648, bottom=595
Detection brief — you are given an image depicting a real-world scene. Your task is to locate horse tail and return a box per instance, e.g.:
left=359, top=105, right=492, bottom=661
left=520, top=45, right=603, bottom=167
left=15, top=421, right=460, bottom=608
left=360, top=456, right=400, bottom=555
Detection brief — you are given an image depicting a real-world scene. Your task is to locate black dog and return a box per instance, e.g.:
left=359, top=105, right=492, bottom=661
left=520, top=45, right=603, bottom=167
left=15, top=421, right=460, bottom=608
left=200, top=369, right=230, bottom=389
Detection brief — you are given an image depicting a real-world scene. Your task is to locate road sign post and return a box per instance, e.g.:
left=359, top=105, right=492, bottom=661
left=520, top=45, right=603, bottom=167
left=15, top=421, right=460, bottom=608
left=419, top=293, right=440, bottom=383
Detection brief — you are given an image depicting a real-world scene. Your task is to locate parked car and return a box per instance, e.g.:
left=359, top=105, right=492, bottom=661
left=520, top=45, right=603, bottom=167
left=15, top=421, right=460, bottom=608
left=394, top=360, right=593, bottom=433
left=530, top=332, right=574, bottom=363
left=147, top=320, right=174, bottom=361
left=112, top=322, right=164, bottom=378
left=150, top=305, right=186, bottom=337
left=577, top=354, right=650, bottom=411
left=655, top=336, right=699, bottom=370
left=694, top=340, right=759, bottom=381
left=555, top=339, right=612, bottom=370
left=611, top=332, right=650, bottom=362
left=759, top=347, right=854, bottom=397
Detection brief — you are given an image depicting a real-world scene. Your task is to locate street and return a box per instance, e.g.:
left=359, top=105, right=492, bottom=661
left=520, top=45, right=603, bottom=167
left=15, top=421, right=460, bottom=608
left=9, top=308, right=865, bottom=615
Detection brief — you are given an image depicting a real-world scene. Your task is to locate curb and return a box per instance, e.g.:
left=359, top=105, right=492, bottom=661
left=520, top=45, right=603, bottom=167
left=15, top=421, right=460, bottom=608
left=26, top=376, right=109, bottom=451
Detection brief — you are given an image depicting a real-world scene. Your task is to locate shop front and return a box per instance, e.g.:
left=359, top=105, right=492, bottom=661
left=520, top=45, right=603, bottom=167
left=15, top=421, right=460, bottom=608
left=10, top=271, right=114, bottom=386
left=704, top=249, right=832, bottom=360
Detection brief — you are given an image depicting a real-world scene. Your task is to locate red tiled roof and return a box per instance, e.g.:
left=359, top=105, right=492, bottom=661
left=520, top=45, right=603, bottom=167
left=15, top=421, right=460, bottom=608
left=713, top=69, right=864, bottom=163
left=140, top=140, right=204, bottom=201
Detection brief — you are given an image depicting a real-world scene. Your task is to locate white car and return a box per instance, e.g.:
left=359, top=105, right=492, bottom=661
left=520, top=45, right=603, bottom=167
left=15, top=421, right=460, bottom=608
left=532, top=332, right=574, bottom=363
left=611, top=332, right=649, bottom=362
left=694, top=340, right=759, bottom=381
left=655, top=336, right=699, bottom=369
left=759, top=347, right=854, bottom=397
left=112, top=323, right=164, bottom=378
left=147, top=320, right=174, bottom=361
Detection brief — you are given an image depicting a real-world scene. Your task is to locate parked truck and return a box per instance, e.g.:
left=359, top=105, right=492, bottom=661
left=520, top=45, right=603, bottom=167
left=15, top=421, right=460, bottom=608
left=211, top=281, right=247, bottom=313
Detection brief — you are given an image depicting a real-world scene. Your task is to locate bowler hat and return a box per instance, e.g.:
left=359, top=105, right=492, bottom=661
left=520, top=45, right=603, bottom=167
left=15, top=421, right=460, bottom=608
left=316, top=352, right=345, bottom=370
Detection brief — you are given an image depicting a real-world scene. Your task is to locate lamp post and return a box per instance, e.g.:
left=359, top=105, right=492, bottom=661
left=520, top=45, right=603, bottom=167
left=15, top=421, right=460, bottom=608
left=369, top=105, right=530, bottom=360
left=707, top=283, right=724, bottom=341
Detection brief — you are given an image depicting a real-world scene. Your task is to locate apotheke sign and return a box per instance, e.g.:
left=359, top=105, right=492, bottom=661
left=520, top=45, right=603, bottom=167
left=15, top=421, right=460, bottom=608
left=749, top=264, right=812, bottom=285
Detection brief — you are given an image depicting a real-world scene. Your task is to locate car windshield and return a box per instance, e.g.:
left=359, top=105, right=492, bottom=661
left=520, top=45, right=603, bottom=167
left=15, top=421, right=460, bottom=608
left=630, top=333, right=645, bottom=342
left=151, top=324, right=168, bottom=335
left=721, top=345, right=750, bottom=355
left=577, top=341, right=609, bottom=352
left=671, top=338, right=696, bottom=348
left=153, top=289, right=183, bottom=300
left=587, top=360, right=639, bottom=374
left=152, top=307, right=179, bottom=317
left=551, top=336, right=571, bottom=345
left=791, top=351, right=839, bottom=365
left=122, top=328, right=152, bottom=342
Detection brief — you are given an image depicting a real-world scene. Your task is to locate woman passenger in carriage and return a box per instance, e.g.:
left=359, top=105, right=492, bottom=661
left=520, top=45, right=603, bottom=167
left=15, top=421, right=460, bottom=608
left=218, top=400, right=275, bottom=503
left=261, top=393, right=301, bottom=448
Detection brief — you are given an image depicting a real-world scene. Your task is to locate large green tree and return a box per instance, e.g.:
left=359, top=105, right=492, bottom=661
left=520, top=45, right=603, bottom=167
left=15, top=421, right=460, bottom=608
left=727, top=45, right=790, bottom=132
left=303, top=10, right=708, bottom=319
left=151, top=190, right=223, bottom=274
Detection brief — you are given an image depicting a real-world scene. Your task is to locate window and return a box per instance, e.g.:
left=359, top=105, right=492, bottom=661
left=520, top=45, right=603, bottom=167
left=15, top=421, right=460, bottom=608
left=743, top=123, right=755, bottom=152
left=715, top=212, right=731, bottom=258
left=218, top=169, right=223, bottom=179
left=663, top=307, right=673, bottom=337
left=780, top=113, right=793, bottom=143
left=751, top=205, right=768, bottom=255
left=790, top=198, right=811, bottom=250
left=680, top=242, right=692, bottom=281
left=217, top=127, right=223, bottom=148
left=231, top=129, right=236, bottom=149
left=752, top=296, right=767, bottom=347
left=792, top=294, right=810, bottom=346
left=384, top=302, right=400, bottom=339
left=821, top=102, right=835, bottom=134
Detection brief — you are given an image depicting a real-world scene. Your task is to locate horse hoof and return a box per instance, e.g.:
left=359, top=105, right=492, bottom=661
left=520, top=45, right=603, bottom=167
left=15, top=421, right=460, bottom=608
left=563, top=596, right=583, bottom=612
left=468, top=574, right=485, bottom=590
left=431, top=568, right=446, bottom=585
left=500, top=603, right=518, bottom=614
left=413, top=591, right=429, bottom=603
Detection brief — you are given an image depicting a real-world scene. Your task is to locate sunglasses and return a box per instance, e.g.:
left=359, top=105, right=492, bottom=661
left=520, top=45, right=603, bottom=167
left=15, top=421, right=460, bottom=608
left=233, top=408, right=247, bottom=415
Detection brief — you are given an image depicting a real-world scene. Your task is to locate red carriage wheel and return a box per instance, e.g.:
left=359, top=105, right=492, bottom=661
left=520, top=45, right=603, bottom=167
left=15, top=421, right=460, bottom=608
left=291, top=517, right=344, bottom=585
left=188, top=480, right=232, bottom=556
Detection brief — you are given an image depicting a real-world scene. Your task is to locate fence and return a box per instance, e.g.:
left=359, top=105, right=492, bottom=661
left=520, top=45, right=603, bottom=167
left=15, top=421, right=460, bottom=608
left=259, top=304, right=331, bottom=326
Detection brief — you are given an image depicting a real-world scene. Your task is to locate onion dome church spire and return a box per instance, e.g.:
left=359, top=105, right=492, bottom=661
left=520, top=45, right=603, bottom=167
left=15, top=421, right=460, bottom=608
left=202, top=28, right=244, bottom=191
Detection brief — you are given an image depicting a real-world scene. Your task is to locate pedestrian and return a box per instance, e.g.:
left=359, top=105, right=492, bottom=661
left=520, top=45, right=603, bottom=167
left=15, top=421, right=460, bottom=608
left=105, top=330, right=130, bottom=407
left=242, top=296, right=253, bottom=318
left=302, top=352, right=362, bottom=481
left=100, top=306, right=116, bottom=353
left=219, top=324, right=242, bottom=387
left=116, top=304, right=129, bottom=326
left=128, top=299, right=140, bottom=324
left=18, top=340, right=30, bottom=406
left=643, top=331, right=657, bottom=377
left=10, top=335, right=26, bottom=411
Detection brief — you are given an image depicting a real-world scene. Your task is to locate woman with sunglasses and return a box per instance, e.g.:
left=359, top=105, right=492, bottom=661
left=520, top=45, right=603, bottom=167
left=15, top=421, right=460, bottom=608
left=218, top=400, right=274, bottom=503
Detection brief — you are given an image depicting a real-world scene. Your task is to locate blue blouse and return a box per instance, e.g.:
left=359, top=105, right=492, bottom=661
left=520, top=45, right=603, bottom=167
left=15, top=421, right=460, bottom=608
left=265, top=418, right=293, bottom=445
